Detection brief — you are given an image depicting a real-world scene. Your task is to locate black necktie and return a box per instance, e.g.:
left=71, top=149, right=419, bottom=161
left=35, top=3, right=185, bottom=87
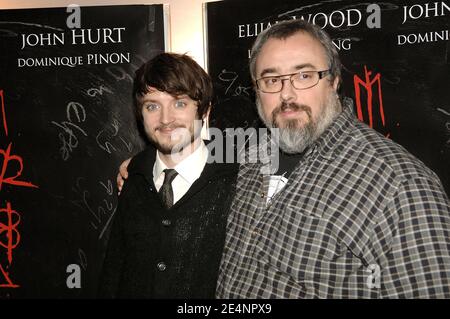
left=159, top=169, right=178, bottom=209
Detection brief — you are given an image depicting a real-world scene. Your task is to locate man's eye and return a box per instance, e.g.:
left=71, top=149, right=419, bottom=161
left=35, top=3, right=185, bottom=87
left=145, top=103, right=159, bottom=111
left=298, top=72, right=312, bottom=80
left=264, top=78, right=279, bottom=86
left=175, top=101, right=186, bottom=108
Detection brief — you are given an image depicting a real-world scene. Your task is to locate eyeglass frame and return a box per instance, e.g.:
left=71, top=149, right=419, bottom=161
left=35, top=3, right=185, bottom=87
left=254, top=69, right=331, bottom=93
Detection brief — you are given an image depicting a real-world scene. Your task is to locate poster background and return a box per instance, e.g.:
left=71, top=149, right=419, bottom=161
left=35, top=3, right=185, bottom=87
left=0, top=5, right=165, bottom=298
left=206, top=0, right=450, bottom=195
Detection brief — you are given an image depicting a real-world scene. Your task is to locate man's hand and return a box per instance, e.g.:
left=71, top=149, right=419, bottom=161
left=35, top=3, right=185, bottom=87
left=117, top=157, right=131, bottom=195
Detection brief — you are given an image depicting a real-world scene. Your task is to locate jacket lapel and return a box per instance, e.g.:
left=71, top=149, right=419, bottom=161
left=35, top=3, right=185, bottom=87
left=172, top=161, right=238, bottom=208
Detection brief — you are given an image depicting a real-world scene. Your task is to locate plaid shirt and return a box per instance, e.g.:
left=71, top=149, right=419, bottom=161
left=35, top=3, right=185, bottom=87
left=216, top=100, right=450, bottom=298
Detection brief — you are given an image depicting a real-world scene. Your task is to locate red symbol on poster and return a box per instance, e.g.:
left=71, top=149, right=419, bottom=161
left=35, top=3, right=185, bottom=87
left=0, top=202, right=21, bottom=264
left=353, top=66, right=388, bottom=136
left=0, top=264, right=19, bottom=288
left=0, top=89, right=38, bottom=289
left=0, top=143, right=38, bottom=190
left=0, top=202, right=20, bottom=288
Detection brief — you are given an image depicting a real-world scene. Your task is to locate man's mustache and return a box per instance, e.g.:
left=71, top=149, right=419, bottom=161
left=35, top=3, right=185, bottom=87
left=272, top=102, right=312, bottom=121
left=155, top=123, right=186, bottom=131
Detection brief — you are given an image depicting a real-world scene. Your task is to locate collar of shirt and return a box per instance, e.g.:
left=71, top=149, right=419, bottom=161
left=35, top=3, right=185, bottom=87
left=310, top=97, right=355, bottom=161
left=153, top=140, right=208, bottom=192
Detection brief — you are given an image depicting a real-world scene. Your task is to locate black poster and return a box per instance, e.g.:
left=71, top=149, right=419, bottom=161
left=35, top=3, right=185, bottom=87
left=0, top=5, right=165, bottom=298
left=206, top=0, right=450, bottom=195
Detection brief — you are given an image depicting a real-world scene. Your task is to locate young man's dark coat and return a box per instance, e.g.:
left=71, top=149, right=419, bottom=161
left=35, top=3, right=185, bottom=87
left=99, top=143, right=238, bottom=298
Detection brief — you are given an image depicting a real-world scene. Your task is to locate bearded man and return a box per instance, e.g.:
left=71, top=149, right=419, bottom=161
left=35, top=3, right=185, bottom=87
left=215, top=19, right=450, bottom=299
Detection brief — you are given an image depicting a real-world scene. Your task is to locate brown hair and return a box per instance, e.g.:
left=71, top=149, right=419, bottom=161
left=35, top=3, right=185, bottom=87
left=133, top=52, right=213, bottom=121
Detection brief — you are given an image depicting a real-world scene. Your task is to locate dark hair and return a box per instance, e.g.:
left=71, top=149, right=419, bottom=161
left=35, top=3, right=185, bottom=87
left=249, top=19, right=342, bottom=94
left=133, top=52, right=213, bottom=121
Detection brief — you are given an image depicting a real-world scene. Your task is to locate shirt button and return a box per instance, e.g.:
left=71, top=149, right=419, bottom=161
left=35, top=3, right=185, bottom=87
left=162, top=219, right=171, bottom=227
left=157, top=262, right=167, bottom=271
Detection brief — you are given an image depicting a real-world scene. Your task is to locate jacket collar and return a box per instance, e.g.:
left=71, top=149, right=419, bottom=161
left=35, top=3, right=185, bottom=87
left=307, top=97, right=356, bottom=161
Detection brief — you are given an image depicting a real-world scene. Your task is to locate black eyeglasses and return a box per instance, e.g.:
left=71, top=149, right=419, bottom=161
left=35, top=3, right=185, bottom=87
left=255, top=70, right=331, bottom=93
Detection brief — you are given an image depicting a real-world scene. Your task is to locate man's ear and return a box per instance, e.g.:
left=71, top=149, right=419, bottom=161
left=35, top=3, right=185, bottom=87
left=332, top=76, right=340, bottom=92
left=202, top=104, right=211, bottom=122
left=200, top=104, right=211, bottom=140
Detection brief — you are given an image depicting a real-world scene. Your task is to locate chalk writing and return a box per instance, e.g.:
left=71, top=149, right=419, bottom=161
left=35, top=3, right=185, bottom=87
left=0, top=21, right=64, bottom=32
left=437, top=108, right=450, bottom=147
left=78, top=249, right=87, bottom=271
left=99, top=179, right=113, bottom=196
left=86, top=84, right=113, bottom=98
left=96, top=119, right=133, bottom=154
left=106, top=66, right=133, bottom=83
left=120, top=137, right=133, bottom=153
left=71, top=177, right=116, bottom=239
left=51, top=102, right=88, bottom=161
left=96, top=120, right=118, bottom=154
left=66, top=102, right=86, bottom=123
left=218, top=69, right=252, bottom=97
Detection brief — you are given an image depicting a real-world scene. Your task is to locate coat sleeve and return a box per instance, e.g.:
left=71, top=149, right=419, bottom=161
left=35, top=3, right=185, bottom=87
left=380, top=176, right=450, bottom=298
left=97, top=179, right=132, bottom=298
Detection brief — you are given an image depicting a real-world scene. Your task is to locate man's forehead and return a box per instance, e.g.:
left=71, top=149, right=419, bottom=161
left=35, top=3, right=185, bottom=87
left=138, top=87, right=189, bottom=100
left=261, top=31, right=321, bottom=51
left=256, top=32, right=327, bottom=74
left=137, top=88, right=164, bottom=102
left=144, top=86, right=164, bottom=95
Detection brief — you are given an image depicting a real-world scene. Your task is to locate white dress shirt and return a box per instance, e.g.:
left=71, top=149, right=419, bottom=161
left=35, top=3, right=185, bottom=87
left=153, top=141, right=208, bottom=204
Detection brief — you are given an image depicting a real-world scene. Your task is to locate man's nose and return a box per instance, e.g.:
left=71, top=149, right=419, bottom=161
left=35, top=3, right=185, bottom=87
left=159, top=105, right=173, bottom=124
left=279, top=78, right=297, bottom=103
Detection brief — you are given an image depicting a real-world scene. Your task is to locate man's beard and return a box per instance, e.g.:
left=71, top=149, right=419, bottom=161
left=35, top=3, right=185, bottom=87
left=146, top=120, right=202, bottom=155
left=257, top=91, right=341, bottom=154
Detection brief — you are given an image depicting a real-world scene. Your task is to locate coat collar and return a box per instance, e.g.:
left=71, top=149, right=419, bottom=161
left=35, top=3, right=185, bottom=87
left=309, top=97, right=356, bottom=161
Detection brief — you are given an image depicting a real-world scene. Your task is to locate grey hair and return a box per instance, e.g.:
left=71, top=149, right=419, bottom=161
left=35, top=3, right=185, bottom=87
left=249, top=19, right=342, bottom=93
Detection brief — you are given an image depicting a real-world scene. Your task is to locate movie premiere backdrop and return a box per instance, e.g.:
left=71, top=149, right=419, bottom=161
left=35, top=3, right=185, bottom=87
left=0, top=0, right=449, bottom=299
left=0, top=5, right=165, bottom=298
left=206, top=0, right=450, bottom=196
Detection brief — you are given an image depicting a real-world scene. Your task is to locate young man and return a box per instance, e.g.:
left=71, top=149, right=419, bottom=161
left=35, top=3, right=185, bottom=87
left=216, top=19, right=450, bottom=298
left=99, top=53, right=238, bottom=298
